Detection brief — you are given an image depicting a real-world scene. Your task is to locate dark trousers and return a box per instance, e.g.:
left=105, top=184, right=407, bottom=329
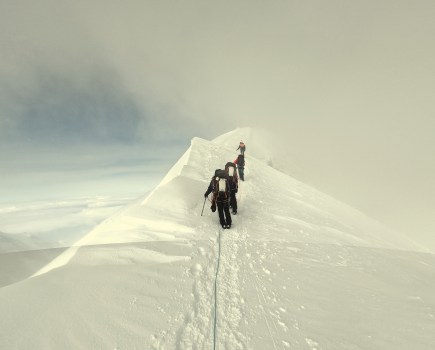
left=238, top=167, right=244, bottom=181
left=217, top=201, right=232, bottom=226
left=229, top=193, right=237, bottom=213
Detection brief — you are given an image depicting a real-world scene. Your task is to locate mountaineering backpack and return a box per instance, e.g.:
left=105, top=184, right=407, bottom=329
left=213, top=176, right=229, bottom=201
left=214, top=169, right=227, bottom=179
left=225, top=162, right=238, bottom=192
left=217, top=178, right=227, bottom=193
left=225, top=162, right=237, bottom=179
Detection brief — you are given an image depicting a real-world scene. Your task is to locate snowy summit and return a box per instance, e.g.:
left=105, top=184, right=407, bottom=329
left=1, top=128, right=434, bottom=349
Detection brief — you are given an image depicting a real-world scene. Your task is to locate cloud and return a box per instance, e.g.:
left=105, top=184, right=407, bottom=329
left=2, top=1, right=435, bottom=130
left=0, top=142, right=184, bottom=203
left=1, top=1, right=435, bottom=247
left=1, top=68, right=145, bottom=145
left=0, top=1, right=203, bottom=147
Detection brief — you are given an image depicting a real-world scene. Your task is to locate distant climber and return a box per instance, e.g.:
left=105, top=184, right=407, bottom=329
left=234, top=154, right=245, bottom=181
left=236, top=141, right=246, bottom=155
left=225, top=162, right=239, bottom=214
left=204, top=169, right=232, bottom=229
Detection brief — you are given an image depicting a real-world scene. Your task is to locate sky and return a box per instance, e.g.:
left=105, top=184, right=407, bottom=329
left=1, top=131, right=434, bottom=349
left=1, top=1, right=435, bottom=248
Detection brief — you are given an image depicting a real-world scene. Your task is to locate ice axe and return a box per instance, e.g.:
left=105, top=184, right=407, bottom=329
left=201, top=196, right=207, bottom=216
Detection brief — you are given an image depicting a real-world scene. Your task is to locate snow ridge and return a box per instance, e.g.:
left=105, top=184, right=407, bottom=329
left=2, top=128, right=434, bottom=350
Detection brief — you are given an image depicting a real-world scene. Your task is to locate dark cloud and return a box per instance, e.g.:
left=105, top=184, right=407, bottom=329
left=1, top=67, right=143, bottom=145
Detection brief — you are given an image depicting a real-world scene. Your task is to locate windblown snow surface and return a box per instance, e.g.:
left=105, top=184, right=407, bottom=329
left=1, top=128, right=435, bottom=350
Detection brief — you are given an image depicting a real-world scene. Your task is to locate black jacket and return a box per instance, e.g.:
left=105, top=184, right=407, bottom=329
left=234, top=155, right=245, bottom=168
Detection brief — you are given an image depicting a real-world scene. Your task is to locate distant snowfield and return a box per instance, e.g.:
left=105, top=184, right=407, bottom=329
left=1, top=128, right=434, bottom=349
left=0, top=195, right=138, bottom=251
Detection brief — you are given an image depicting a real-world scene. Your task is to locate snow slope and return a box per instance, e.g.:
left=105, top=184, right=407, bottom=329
left=0, top=231, right=53, bottom=254
left=1, top=128, right=434, bottom=349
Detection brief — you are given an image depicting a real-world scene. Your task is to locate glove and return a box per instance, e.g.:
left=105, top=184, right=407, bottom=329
left=204, top=193, right=208, bottom=198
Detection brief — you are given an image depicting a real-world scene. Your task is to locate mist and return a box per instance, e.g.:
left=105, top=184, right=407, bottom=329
left=1, top=0, right=434, bottom=249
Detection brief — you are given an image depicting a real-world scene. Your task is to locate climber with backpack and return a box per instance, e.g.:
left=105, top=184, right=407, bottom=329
left=204, top=169, right=232, bottom=229
left=225, top=161, right=238, bottom=214
left=236, top=141, right=246, bottom=155
left=234, top=154, right=245, bottom=181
